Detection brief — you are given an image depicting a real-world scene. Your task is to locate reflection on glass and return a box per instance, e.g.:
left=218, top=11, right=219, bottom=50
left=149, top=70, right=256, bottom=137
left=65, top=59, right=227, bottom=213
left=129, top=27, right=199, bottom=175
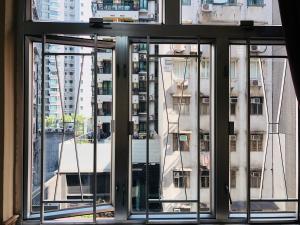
left=181, top=0, right=281, bottom=25
left=32, top=0, right=160, bottom=23
left=30, top=43, right=114, bottom=219
left=130, top=43, right=212, bottom=214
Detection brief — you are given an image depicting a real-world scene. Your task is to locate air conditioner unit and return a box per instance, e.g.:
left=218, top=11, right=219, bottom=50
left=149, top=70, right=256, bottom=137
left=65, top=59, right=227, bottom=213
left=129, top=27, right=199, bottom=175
left=230, top=97, right=238, bottom=104
left=250, top=45, right=260, bottom=52
left=230, top=135, right=237, bottom=141
left=140, top=75, right=146, bottom=81
left=251, top=98, right=261, bottom=104
left=173, top=44, right=185, bottom=54
left=203, top=134, right=209, bottom=141
left=251, top=135, right=260, bottom=141
left=139, top=95, right=146, bottom=101
left=202, top=3, right=213, bottom=12
left=250, top=79, right=261, bottom=86
left=202, top=97, right=210, bottom=104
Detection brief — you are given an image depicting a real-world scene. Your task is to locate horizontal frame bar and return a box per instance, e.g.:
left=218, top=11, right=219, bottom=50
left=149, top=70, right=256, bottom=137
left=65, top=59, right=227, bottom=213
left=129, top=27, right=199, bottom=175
left=23, top=22, right=284, bottom=40
left=44, top=53, right=93, bottom=56
left=250, top=199, right=298, bottom=202
left=249, top=55, right=288, bottom=58
left=149, top=54, right=199, bottom=58
left=43, top=200, right=94, bottom=203
left=148, top=199, right=198, bottom=203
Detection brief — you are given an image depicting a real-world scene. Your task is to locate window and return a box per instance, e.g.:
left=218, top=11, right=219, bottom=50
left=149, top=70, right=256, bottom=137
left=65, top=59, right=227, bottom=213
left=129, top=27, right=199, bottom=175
left=200, top=168, right=209, bottom=188
left=200, top=97, right=210, bottom=115
left=173, top=60, right=191, bottom=79
left=230, top=97, right=237, bottom=115
left=229, top=135, right=236, bottom=152
left=230, top=60, right=237, bottom=79
left=173, top=171, right=191, bottom=188
left=173, top=133, right=190, bottom=151
left=250, top=170, right=262, bottom=188
left=250, top=97, right=263, bottom=115
left=200, top=59, right=210, bottom=79
left=200, top=133, right=210, bottom=152
left=230, top=170, right=236, bottom=188
left=247, top=0, right=264, bottom=6
left=250, top=134, right=263, bottom=152
left=182, top=0, right=191, bottom=6
left=139, top=122, right=146, bottom=133
left=250, top=59, right=261, bottom=80
left=173, top=96, right=190, bottom=115
left=102, top=102, right=112, bottom=116
left=102, top=81, right=112, bottom=95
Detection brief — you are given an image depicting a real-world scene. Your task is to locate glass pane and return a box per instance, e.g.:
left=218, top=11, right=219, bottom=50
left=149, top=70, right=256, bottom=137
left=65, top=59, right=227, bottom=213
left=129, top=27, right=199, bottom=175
left=30, top=41, right=115, bottom=219
left=249, top=54, right=298, bottom=218
left=32, top=0, right=161, bottom=23
left=130, top=43, right=213, bottom=215
left=229, top=45, right=248, bottom=213
left=181, top=0, right=282, bottom=25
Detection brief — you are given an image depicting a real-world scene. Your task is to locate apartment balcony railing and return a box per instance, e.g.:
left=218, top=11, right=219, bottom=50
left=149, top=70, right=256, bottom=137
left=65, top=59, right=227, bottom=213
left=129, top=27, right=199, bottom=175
left=92, top=3, right=140, bottom=12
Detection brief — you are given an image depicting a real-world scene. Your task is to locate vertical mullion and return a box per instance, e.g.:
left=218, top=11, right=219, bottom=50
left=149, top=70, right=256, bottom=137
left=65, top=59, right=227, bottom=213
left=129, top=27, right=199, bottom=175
left=114, top=36, right=129, bottom=220
left=246, top=41, right=251, bottom=223
left=197, top=39, right=201, bottom=223
left=145, top=36, right=150, bottom=223
left=93, top=34, right=98, bottom=223
left=215, top=38, right=229, bottom=220
left=40, top=34, right=46, bottom=223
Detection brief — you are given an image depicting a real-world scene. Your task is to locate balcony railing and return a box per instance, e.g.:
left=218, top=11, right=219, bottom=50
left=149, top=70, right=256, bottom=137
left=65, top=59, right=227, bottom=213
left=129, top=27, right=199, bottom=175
left=92, top=3, right=140, bottom=12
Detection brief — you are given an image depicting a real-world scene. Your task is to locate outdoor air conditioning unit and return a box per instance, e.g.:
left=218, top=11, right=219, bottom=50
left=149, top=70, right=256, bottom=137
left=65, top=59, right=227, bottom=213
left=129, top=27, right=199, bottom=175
left=202, top=97, right=210, bottom=104
left=230, top=135, right=237, bottom=141
left=251, top=134, right=260, bottom=141
left=202, top=3, right=213, bottom=12
left=250, top=79, right=261, bottom=87
left=230, top=97, right=238, bottom=104
left=251, top=98, right=261, bottom=104
left=173, top=44, right=185, bottom=54
left=250, top=45, right=260, bottom=52
left=203, top=134, right=209, bottom=141
left=140, top=75, right=146, bottom=81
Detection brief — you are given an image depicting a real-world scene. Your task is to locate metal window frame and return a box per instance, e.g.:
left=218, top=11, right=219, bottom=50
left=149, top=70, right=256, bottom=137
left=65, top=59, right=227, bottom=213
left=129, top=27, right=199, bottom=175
left=16, top=0, right=300, bottom=224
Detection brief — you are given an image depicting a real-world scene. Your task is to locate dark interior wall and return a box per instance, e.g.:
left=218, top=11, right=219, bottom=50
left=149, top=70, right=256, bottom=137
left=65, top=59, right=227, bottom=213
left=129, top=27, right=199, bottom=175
left=0, top=0, right=16, bottom=223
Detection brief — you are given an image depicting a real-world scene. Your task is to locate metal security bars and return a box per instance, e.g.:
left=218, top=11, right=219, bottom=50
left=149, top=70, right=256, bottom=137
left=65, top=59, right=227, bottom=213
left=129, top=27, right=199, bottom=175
left=16, top=0, right=299, bottom=224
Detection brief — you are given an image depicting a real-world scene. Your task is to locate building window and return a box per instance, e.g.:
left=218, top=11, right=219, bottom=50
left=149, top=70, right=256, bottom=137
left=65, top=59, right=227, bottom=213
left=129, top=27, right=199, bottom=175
left=230, top=97, right=237, bottom=115
left=250, top=97, right=263, bottom=115
left=200, top=59, right=210, bottom=79
left=102, top=102, right=112, bottom=116
left=247, top=0, right=264, bottom=6
left=200, top=97, right=210, bottom=115
left=200, top=133, right=210, bottom=152
left=250, top=59, right=261, bottom=80
left=101, top=81, right=112, bottom=95
left=173, top=60, right=191, bottom=79
left=230, top=170, right=237, bottom=188
left=250, top=170, right=262, bottom=188
left=173, top=96, right=190, bottom=115
left=139, top=122, right=146, bottom=133
left=250, top=134, right=263, bottom=152
left=173, top=171, right=190, bottom=188
left=229, top=135, right=236, bottom=152
left=230, top=60, right=237, bottom=79
left=182, top=0, right=191, bottom=6
left=200, top=168, right=209, bottom=188
left=173, top=133, right=190, bottom=151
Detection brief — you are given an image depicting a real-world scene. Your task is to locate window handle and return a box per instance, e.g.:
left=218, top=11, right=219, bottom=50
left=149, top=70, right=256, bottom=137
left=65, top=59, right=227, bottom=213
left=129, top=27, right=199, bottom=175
left=225, top=185, right=233, bottom=205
